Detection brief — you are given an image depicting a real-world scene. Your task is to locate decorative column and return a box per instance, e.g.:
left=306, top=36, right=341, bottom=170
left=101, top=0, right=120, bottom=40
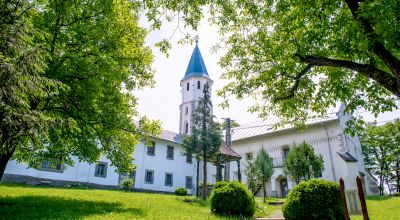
left=237, top=159, right=241, bottom=182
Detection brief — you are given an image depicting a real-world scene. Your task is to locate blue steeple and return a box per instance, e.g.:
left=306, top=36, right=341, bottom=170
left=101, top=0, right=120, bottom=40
left=183, top=36, right=209, bottom=79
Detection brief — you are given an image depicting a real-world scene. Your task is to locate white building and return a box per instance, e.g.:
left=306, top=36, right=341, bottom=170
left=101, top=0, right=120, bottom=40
left=2, top=40, right=378, bottom=199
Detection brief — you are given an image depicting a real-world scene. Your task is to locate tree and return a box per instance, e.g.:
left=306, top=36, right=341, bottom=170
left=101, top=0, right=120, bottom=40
left=243, top=157, right=260, bottom=195
left=183, top=83, right=222, bottom=199
left=284, top=142, right=324, bottom=184
left=0, top=0, right=160, bottom=180
left=142, top=0, right=400, bottom=129
left=359, top=119, right=400, bottom=195
left=254, top=148, right=273, bottom=202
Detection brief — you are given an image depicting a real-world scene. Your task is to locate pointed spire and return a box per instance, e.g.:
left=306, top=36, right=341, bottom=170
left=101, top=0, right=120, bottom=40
left=183, top=35, right=209, bottom=79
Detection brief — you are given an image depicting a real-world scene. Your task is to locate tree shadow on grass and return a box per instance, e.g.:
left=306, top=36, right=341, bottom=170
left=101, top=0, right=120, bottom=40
left=0, top=195, right=146, bottom=219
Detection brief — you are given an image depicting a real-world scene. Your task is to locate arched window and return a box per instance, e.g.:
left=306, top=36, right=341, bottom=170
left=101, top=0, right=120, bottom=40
left=197, top=81, right=201, bottom=89
left=186, top=82, right=189, bottom=91
left=185, top=106, right=188, bottom=115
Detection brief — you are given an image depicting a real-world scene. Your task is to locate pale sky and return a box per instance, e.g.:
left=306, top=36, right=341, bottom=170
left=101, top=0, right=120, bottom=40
left=136, top=18, right=400, bottom=132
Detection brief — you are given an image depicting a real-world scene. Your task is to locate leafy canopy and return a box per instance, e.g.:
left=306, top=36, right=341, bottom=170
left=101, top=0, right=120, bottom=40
left=0, top=0, right=160, bottom=177
left=284, top=142, right=324, bottom=183
left=141, top=0, right=400, bottom=128
left=359, top=119, right=400, bottom=194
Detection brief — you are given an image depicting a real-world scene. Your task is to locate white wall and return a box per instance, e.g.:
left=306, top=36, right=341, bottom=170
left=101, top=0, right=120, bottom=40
left=133, top=139, right=196, bottom=193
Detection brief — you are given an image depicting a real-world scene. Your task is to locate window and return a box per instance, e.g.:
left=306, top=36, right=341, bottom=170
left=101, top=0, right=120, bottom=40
left=167, top=145, right=174, bottom=160
left=185, top=176, right=193, bottom=189
left=185, top=106, right=188, bottom=115
left=245, top=152, right=253, bottom=160
left=95, top=162, right=108, bottom=178
left=39, top=158, right=64, bottom=173
left=145, top=170, right=154, bottom=184
left=185, top=122, right=189, bottom=134
left=186, top=154, right=192, bottom=164
left=186, top=82, right=190, bottom=91
left=197, top=81, right=201, bottom=89
left=165, top=173, right=173, bottom=186
left=147, top=141, right=155, bottom=156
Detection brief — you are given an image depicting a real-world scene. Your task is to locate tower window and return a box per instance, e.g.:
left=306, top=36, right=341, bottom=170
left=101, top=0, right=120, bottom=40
left=185, top=122, right=189, bottom=134
left=197, top=81, right=201, bottom=89
left=185, top=106, right=188, bottom=115
left=187, top=82, right=189, bottom=91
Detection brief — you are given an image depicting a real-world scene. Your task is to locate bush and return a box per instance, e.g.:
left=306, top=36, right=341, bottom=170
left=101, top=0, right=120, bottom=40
left=210, top=181, right=255, bottom=217
left=282, top=179, right=344, bottom=220
left=175, top=187, right=187, bottom=196
left=393, top=192, right=400, bottom=197
left=121, top=178, right=134, bottom=191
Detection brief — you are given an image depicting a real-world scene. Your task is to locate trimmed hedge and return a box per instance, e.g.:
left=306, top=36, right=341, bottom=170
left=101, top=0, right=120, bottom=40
left=210, top=181, right=255, bottom=217
left=282, top=178, right=344, bottom=220
left=175, top=187, right=187, bottom=196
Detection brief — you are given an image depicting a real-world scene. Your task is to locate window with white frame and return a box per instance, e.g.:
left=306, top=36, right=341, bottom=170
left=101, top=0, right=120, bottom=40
left=94, top=162, right=108, bottom=178
left=186, top=154, right=192, bottom=164
left=39, top=158, right=64, bottom=173
left=147, top=141, right=155, bottom=156
left=165, top=173, right=173, bottom=186
left=185, top=176, right=193, bottom=189
left=167, top=145, right=174, bottom=160
left=145, top=170, right=154, bottom=184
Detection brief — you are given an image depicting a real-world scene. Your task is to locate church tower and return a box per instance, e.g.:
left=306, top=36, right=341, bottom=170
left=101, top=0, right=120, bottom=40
left=179, top=37, right=213, bottom=135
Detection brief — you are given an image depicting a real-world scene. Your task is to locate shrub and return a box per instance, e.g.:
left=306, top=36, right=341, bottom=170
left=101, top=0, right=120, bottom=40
left=121, top=178, right=134, bottom=191
left=175, top=187, right=187, bottom=196
left=210, top=181, right=255, bottom=217
left=393, top=192, right=400, bottom=197
left=282, top=178, right=344, bottom=220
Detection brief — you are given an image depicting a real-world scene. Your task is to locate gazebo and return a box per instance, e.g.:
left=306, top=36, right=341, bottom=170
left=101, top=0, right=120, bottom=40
left=211, top=142, right=242, bottom=182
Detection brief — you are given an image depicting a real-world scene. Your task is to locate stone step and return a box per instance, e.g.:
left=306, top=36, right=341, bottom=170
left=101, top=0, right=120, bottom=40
left=255, top=218, right=285, bottom=220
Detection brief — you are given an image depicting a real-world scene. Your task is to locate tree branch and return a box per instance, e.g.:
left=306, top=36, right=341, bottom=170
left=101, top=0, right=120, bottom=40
left=344, top=0, right=400, bottom=79
left=295, top=53, right=400, bottom=97
left=274, top=64, right=313, bottom=101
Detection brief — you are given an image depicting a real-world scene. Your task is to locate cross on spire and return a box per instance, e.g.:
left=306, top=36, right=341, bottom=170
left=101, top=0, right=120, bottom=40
left=194, top=35, right=199, bottom=44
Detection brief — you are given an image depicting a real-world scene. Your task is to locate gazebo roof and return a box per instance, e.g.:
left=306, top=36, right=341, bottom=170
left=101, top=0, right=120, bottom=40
left=219, top=143, right=241, bottom=159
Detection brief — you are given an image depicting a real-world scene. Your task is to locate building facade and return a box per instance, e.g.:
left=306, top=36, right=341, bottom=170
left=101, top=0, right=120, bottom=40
left=2, top=41, right=378, bottom=199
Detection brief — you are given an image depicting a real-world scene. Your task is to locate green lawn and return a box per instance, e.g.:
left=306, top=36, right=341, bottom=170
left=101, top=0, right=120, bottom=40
left=351, top=196, right=400, bottom=220
left=0, top=184, right=280, bottom=219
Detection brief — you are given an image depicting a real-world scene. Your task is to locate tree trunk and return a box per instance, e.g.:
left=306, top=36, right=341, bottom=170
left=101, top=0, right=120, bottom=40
left=262, top=179, right=266, bottom=203
left=202, top=151, right=207, bottom=200
left=196, top=159, right=200, bottom=197
left=0, top=148, right=15, bottom=181
left=396, top=160, right=400, bottom=193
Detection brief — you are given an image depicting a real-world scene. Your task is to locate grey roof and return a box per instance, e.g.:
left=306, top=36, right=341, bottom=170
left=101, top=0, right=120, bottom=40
left=156, top=130, right=183, bottom=144
left=183, top=44, right=209, bottom=79
left=231, top=113, right=339, bottom=141
left=337, top=152, right=358, bottom=162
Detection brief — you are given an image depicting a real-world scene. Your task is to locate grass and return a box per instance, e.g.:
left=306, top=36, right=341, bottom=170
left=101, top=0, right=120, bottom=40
left=351, top=195, right=400, bottom=220
left=254, top=197, right=284, bottom=218
left=0, top=184, right=280, bottom=219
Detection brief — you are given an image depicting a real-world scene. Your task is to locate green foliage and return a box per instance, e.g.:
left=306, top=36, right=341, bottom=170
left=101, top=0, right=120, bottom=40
left=393, top=192, right=400, bottom=197
left=183, top=83, right=222, bottom=199
left=121, top=178, right=134, bottom=191
left=0, top=0, right=161, bottom=179
left=359, top=119, right=400, bottom=195
left=284, top=142, right=324, bottom=183
left=210, top=182, right=255, bottom=217
left=244, top=158, right=260, bottom=195
left=175, top=187, right=187, bottom=196
left=142, top=0, right=400, bottom=130
left=254, top=148, right=273, bottom=202
left=282, top=179, right=344, bottom=220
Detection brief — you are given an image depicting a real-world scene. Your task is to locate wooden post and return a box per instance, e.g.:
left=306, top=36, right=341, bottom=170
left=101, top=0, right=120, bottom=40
left=237, top=159, right=241, bottom=182
left=339, top=178, right=350, bottom=220
left=357, top=176, right=369, bottom=220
